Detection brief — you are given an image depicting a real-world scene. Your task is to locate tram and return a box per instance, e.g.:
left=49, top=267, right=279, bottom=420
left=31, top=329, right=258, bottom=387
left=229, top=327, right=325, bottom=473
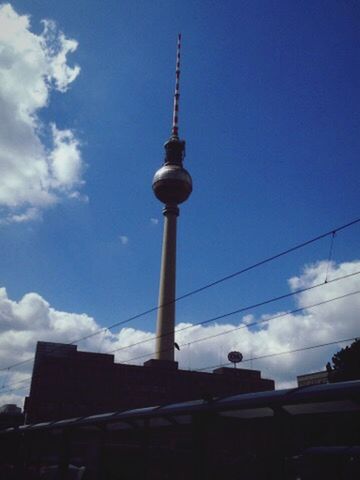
left=1, top=380, right=359, bottom=479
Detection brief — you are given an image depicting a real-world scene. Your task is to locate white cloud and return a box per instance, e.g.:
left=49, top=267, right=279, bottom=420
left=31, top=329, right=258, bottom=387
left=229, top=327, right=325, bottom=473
left=0, top=207, right=42, bottom=224
left=150, top=217, right=159, bottom=225
left=49, top=124, right=83, bottom=188
left=41, top=20, right=80, bottom=92
left=119, top=235, right=129, bottom=245
left=68, top=191, right=89, bottom=203
left=0, top=260, right=359, bottom=409
left=0, top=4, right=84, bottom=223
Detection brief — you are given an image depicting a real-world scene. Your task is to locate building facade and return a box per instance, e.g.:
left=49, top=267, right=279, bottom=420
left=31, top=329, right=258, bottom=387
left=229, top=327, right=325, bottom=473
left=297, top=370, right=329, bottom=387
left=24, top=341, right=274, bottom=423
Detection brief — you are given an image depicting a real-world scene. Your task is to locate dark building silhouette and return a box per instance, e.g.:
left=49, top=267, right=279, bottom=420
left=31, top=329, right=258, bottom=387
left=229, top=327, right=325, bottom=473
left=297, top=370, right=329, bottom=387
left=24, top=341, right=274, bottom=423
left=0, top=404, right=24, bottom=429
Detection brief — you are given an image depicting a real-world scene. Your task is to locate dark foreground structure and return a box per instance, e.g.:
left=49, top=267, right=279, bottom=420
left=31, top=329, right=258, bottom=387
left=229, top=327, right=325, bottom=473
left=297, top=370, right=329, bottom=387
left=1, top=380, right=360, bottom=479
left=24, top=341, right=274, bottom=424
left=0, top=405, right=24, bottom=429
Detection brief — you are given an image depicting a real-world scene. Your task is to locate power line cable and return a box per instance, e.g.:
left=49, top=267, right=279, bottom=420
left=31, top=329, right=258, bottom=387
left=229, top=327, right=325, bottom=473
left=1, top=377, right=31, bottom=392
left=75, top=219, right=359, bottom=345
left=163, top=290, right=360, bottom=351
left=2, top=331, right=359, bottom=396
left=113, top=270, right=360, bottom=362
left=0, top=271, right=360, bottom=393
left=1, top=217, right=359, bottom=373
left=325, top=231, right=336, bottom=283
left=197, top=336, right=359, bottom=372
left=1, top=268, right=359, bottom=393
left=3, top=288, right=359, bottom=393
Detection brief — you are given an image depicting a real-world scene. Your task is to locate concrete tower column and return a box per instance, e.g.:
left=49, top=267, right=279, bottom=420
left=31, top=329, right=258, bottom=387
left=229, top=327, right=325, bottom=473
left=155, top=204, right=179, bottom=361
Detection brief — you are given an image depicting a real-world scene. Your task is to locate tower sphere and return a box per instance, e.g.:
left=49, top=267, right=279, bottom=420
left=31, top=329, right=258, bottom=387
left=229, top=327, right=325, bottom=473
left=152, top=164, right=192, bottom=205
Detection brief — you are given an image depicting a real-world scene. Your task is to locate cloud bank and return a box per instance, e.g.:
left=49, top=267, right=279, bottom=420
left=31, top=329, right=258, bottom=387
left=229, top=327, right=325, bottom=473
left=0, top=3, right=83, bottom=223
left=0, top=260, right=359, bottom=408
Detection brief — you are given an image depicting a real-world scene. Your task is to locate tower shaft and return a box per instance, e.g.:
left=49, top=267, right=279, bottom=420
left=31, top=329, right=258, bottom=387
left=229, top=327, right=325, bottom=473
left=155, top=204, right=179, bottom=361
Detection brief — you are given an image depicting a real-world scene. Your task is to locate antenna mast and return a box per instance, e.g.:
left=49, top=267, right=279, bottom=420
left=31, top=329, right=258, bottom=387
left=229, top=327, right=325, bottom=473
left=172, top=33, right=181, bottom=138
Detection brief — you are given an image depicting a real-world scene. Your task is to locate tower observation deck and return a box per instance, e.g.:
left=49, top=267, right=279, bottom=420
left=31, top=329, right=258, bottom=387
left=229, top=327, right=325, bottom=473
left=152, top=34, right=192, bottom=362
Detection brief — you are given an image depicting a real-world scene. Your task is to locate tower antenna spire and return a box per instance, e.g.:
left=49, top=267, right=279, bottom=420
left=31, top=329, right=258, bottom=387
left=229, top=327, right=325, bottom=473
left=171, top=33, right=181, bottom=138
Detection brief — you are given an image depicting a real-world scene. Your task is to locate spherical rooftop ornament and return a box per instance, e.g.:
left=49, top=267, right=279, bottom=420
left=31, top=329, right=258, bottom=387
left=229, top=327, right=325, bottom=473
left=228, top=351, right=243, bottom=366
left=152, top=164, right=192, bottom=205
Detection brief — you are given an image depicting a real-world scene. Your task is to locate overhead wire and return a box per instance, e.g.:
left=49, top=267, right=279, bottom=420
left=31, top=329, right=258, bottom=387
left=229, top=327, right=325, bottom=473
left=2, top=329, right=359, bottom=395
left=111, top=270, right=360, bottom=361
left=325, top=231, right=336, bottom=283
left=197, top=336, right=360, bottom=372
left=1, top=268, right=360, bottom=393
left=156, top=290, right=360, bottom=352
left=0, top=217, right=359, bottom=375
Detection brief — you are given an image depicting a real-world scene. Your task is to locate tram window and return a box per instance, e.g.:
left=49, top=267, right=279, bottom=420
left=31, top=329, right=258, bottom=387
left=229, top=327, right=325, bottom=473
left=220, top=407, right=273, bottom=419
left=283, top=400, right=360, bottom=415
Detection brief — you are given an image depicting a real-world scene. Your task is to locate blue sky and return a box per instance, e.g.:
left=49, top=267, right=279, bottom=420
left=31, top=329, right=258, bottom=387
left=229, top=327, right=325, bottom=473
left=0, top=1, right=359, bottom=401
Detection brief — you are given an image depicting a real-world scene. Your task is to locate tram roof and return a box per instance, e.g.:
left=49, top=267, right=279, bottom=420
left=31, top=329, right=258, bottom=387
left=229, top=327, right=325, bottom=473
left=2, top=380, right=360, bottom=435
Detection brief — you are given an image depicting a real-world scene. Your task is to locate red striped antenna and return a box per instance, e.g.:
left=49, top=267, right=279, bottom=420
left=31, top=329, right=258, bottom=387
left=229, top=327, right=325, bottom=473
left=171, top=33, right=181, bottom=138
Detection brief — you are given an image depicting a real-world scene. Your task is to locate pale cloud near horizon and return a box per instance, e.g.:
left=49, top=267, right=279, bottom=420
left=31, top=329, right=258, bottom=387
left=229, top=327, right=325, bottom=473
left=0, top=3, right=84, bottom=224
left=150, top=217, right=159, bottom=225
left=0, top=260, right=359, bottom=408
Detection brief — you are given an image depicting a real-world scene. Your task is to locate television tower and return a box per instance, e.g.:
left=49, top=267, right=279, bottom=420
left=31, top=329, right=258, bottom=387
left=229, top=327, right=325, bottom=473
left=152, top=34, right=192, bottom=362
